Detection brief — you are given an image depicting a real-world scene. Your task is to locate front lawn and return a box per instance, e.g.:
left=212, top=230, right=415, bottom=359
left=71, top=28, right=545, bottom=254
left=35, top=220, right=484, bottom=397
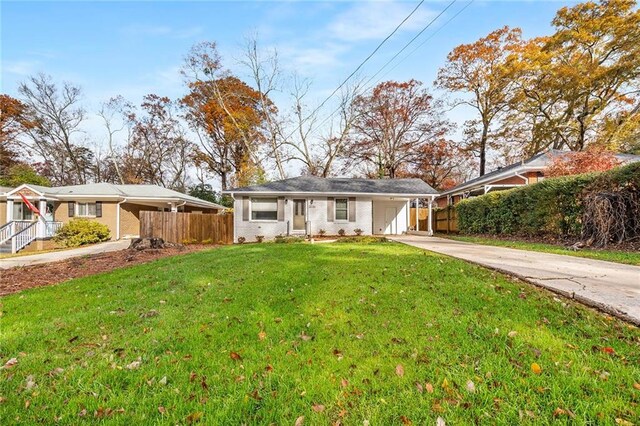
left=1, top=242, right=639, bottom=424
left=441, top=234, right=640, bottom=266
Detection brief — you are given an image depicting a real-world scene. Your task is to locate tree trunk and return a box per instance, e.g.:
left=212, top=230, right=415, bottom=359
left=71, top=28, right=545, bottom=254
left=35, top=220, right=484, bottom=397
left=479, top=123, right=488, bottom=176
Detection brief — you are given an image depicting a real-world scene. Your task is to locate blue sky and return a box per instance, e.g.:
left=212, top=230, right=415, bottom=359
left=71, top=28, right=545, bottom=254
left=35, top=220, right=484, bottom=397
left=1, top=0, right=576, bottom=175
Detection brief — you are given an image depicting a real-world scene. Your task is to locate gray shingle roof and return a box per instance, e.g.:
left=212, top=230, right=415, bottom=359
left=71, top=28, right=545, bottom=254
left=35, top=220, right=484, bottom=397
left=227, top=176, right=438, bottom=196
left=3, top=183, right=225, bottom=209
left=439, top=149, right=640, bottom=196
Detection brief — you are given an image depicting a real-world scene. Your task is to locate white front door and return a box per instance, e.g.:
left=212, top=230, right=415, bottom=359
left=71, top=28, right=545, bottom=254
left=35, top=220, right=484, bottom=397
left=384, top=207, right=397, bottom=234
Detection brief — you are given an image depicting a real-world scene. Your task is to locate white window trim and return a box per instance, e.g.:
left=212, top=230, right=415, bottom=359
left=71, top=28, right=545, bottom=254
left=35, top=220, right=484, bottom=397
left=76, top=202, right=97, bottom=218
left=249, top=197, right=278, bottom=222
left=334, top=198, right=349, bottom=222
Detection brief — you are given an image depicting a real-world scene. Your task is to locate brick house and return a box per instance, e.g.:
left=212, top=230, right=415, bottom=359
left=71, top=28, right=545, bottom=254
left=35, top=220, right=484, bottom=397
left=0, top=183, right=225, bottom=253
left=435, top=149, right=640, bottom=208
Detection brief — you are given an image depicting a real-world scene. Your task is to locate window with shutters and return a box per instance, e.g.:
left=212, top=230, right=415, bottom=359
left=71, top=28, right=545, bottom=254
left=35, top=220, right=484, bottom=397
left=76, top=202, right=97, bottom=217
left=335, top=198, right=348, bottom=221
left=251, top=198, right=278, bottom=221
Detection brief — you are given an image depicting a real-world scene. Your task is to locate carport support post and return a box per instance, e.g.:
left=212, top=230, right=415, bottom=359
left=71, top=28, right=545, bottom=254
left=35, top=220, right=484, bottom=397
left=415, top=198, right=419, bottom=231
left=427, top=197, right=434, bottom=236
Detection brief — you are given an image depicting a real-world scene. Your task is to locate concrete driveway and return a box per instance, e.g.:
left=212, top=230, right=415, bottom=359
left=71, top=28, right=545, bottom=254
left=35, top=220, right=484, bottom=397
left=0, top=240, right=131, bottom=269
left=390, top=235, right=640, bottom=326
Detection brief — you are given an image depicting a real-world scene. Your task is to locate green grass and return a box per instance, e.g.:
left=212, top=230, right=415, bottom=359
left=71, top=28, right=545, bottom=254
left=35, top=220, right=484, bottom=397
left=441, top=234, right=640, bottom=266
left=1, top=242, right=639, bottom=425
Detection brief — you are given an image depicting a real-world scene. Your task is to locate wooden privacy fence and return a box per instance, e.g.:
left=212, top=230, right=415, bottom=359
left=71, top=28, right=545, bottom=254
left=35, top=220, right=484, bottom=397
left=433, top=207, right=458, bottom=233
left=139, top=211, right=234, bottom=244
left=409, top=207, right=429, bottom=231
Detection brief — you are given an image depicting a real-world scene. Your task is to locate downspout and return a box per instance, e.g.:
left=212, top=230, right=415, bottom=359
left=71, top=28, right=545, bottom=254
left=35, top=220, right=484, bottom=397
left=514, top=172, right=529, bottom=184
left=176, top=201, right=187, bottom=212
left=116, top=198, right=127, bottom=240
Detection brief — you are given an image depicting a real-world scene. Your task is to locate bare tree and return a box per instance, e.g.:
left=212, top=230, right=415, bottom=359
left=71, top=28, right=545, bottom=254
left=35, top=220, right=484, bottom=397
left=18, top=73, right=88, bottom=185
left=98, top=96, right=131, bottom=184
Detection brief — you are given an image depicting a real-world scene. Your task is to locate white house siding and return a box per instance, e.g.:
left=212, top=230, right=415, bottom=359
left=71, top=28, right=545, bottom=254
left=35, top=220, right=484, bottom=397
left=372, top=199, right=408, bottom=235
left=233, top=196, right=373, bottom=241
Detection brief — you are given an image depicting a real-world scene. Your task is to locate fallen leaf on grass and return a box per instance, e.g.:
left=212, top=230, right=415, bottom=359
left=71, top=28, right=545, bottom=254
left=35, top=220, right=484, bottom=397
left=186, top=411, right=203, bottom=424
left=425, top=383, right=434, bottom=393
left=395, top=364, right=404, bottom=377
left=300, top=332, right=312, bottom=341
left=415, top=382, right=423, bottom=393
left=78, top=408, right=87, bottom=417
left=341, top=378, right=349, bottom=388
left=400, top=415, right=412, bottom=424
left=126, top=360, right=141, bottom=370
left=465, top=380, right=476, bottom=393
left=159, top=376, right=168, bottom=386
left=507, top=331, right=517, bottom=338
left=531, top=363, right=542, bottom=375
left=294, top=416, right=304, bottom=426
left=553, top=408, right=575, bottom=418
left=2, top=358, right=18, bottom=369
left=312, top=404, right=325, bottom=413
left=25, top=375, right=36, bottom=390
left=25, top=399, right=31, bottom=409
left=616, top=418, right=634, bottom=426
left=436, top=416, right=446, bottom=426
left=633, top=382, right=640, bottom=391
left=158, top=406, right=166, bottom=414
left=602, top=347, right=616, bottom=355
left=230, top=352, right=242, bottom=361
left=68, top=335, right=79, bottom=343
left=258, top=331, right=267, bottom=341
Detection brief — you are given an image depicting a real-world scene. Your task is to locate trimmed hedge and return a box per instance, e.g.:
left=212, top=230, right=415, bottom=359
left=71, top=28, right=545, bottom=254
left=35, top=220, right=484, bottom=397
left=54, top=219, right=111, bottom=247
left=456, top=162, right=640, bottom=238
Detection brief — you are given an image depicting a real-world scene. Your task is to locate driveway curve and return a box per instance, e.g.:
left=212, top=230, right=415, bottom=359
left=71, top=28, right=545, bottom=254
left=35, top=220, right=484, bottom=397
left=391, top=235, right=640, bottom=326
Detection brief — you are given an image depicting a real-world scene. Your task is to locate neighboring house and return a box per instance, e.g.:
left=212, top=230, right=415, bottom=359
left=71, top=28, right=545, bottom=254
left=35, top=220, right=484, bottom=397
left=436, top=149, right=640, bottom=207
left=224, top=176, right=438, bottom=242
left=0, top=183, right=225, bottom=253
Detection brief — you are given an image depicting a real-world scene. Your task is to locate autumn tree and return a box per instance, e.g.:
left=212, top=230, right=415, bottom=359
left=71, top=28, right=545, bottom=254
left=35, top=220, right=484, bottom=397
left=545, top=148, right=622, bottom=177
left=17, top=74, right=90, bottom=185
left=123, top=94, right=194, bottom=191
left=348, top=80, right=452, bottom=179
left=398, top=139, right=473, bottom=190
left=508, top=0, right=640, bottom=154
left=436, top=26, right=523, bottom=176
left=0, top=94, right=33, bottom=175
left=182, top=42, right=268, bottom=189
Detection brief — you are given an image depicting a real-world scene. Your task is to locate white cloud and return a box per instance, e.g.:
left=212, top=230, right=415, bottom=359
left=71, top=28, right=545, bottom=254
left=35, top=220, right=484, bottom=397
left=327, top=0, right=435, bottom=42
left=119, top=24, right=203, bottom=39
left=3, top=60, right=41, bottom=76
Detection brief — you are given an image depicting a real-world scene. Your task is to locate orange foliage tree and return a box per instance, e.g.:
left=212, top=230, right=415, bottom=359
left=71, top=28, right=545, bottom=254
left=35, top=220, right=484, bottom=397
left=545, top=149, right=622, bottom=177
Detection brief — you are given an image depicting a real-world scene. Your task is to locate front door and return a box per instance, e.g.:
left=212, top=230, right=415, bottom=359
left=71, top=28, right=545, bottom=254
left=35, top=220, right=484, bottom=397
left=293, top=199, right=306, bottom=231
left=384, top=207, right=397, bottom=234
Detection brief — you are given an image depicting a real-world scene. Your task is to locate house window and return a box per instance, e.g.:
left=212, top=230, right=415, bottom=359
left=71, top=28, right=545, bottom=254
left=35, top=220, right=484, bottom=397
left=12, top=202, right=34, bottom=221
left=77, top=202, right=97, bottom=217
left=251, top=198, right=278, bottom=220
left=335, top=198, right=348, bottom=221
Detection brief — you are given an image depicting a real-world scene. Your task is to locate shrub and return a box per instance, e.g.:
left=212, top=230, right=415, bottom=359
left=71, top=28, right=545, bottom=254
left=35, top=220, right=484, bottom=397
left=337, top=236, right=389, bottom=244
left=255, top=235, right=265, bottom=243
left=182, top=238, right=197, bottom=245
left=275, top=235, right=305, bottom=244
left=456, top=162, right=640, bottom=243
left=237, top=236, right=246, bottom=244
left=338, top=229, right=346, bottom=236
left=354, top=228, right=363, bottom=236
left=317, top=229, right=326, bottom=237
left=53, top=219, right=110, bottom=247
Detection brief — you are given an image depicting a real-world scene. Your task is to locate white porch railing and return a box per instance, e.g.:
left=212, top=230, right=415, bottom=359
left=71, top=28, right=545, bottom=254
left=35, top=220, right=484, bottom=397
left=12, top=222, right=38, bottom=253
left=44, top=221, right=63, bottom=237
left=1, top=220, right=63, bottom=253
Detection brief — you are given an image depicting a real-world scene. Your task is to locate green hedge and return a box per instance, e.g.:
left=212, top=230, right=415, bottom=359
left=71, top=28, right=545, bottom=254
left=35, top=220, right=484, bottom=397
left=456, top=162, right=640, bottom=237
left=54, top=219, right=111, bottom=247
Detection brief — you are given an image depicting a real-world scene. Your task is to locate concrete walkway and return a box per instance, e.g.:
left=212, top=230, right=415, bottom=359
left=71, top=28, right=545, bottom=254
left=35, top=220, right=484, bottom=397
left=390, top=235, right=640, bottom=326
left=0, top=240, right=130, bottom=269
